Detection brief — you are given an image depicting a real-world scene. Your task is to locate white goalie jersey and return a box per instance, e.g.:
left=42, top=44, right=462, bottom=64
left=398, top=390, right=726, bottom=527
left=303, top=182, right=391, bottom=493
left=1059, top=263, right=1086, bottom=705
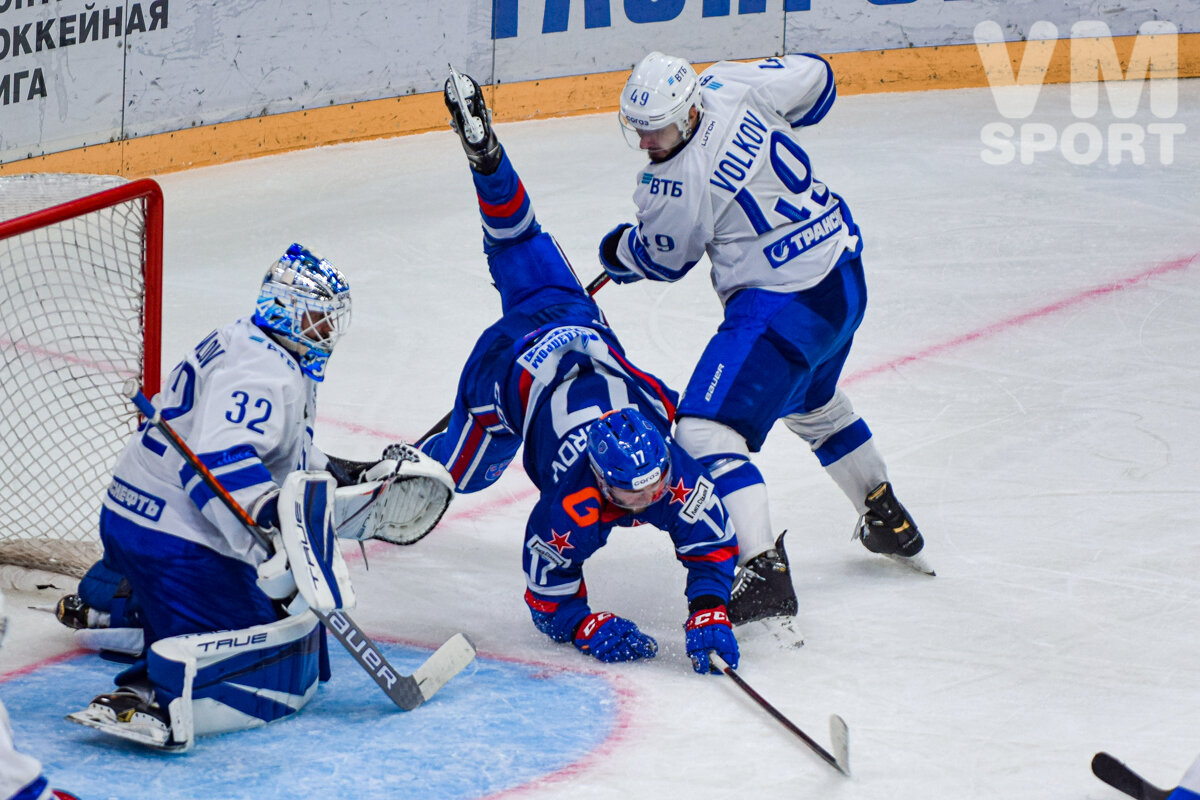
left=614, top=54, right=862, bottom=305
left=103, top=317, right=327, bottom=566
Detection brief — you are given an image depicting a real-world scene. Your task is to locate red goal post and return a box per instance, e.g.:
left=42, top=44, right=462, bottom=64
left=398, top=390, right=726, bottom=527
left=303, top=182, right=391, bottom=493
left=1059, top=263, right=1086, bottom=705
left=0, top=176, right=163, bottom=577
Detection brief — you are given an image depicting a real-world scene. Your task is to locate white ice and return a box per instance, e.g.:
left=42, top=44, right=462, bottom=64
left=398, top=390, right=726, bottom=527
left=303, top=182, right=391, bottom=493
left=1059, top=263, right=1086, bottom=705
left=3, top=80, right=1199, bottom=799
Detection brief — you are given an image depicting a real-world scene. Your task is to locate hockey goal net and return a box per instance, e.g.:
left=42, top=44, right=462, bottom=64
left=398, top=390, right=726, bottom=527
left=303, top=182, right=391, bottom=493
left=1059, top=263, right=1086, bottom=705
left=0, top=175, right=162, bottom=578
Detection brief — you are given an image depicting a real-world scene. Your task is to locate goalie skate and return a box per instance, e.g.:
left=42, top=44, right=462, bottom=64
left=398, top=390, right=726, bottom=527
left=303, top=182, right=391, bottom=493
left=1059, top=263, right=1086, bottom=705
left=445, top=65, right=502, bottom=173
left=67, top=689, right=184, bottom=753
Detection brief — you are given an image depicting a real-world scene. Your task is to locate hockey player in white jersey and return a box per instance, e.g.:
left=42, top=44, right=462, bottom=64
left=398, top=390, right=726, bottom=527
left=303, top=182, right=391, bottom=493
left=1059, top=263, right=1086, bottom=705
left=600, top=52, right=932, bottom=627
left=0, top=592, right=78, bottom=800
left=66, top=244, right=451, bottom=751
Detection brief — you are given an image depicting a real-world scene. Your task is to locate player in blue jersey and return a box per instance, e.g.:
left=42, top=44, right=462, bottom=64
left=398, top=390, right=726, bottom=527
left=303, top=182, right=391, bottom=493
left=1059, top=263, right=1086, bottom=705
left=599, top=52, right=934, bottom=627
left=426, top=69, right=739, bottom=673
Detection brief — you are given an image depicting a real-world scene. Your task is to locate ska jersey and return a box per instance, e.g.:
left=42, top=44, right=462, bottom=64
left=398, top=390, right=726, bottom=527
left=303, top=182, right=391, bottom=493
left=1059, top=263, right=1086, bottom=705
left=103, top=317, right=326, bottom=565
left=522, top=442, right=737, bottom=641
left=425, top=301, right=679, bottom=495
left=615, top=54, right=863, bottom=304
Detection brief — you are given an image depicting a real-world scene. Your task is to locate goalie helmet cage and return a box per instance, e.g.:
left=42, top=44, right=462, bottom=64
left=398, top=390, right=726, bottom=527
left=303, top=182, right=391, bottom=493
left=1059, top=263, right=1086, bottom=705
left=0, top=175, right=163, bottom=578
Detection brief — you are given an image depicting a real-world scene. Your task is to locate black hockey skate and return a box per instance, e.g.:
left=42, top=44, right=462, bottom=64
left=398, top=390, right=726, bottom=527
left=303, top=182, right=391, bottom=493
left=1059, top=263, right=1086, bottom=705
left=445, top=66, right=502, bottom=175
left=856, top=482, right=935, bottom=575
left=55, top=593, right=109, bottom=630
left=67, top=688, right=183, bottom=752
left=728, top=532, right=798, bottom=625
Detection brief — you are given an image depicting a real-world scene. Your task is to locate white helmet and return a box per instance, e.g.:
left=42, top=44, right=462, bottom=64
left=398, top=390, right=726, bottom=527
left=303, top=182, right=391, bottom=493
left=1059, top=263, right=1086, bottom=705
left=252, top=243, right=352, bottom=381
left=619, top=52, right=702, bottom=153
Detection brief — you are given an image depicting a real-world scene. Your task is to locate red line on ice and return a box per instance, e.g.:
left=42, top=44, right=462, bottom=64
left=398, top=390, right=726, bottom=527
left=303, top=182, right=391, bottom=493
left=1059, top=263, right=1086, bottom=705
left=843, top=252, right=1195, bottom=386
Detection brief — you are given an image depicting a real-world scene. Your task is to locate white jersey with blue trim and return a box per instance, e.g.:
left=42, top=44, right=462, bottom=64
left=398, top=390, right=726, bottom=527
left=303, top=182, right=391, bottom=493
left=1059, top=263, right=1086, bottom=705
left=102, top=317, right=326, bottom=566
left=615, top=54, right=861, bottom=305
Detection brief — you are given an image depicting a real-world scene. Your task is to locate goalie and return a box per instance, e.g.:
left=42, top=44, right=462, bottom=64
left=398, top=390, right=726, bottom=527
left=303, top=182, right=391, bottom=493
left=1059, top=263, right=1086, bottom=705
left=65, top=244, right=453, bottom=752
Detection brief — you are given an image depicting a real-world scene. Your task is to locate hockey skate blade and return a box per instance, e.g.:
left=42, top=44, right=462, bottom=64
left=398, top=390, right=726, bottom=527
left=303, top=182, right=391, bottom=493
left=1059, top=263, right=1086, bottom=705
left=414, top=632, right=477, bottom=702
left=445, top=65, right=486, bottom=145
left=884, top=551, right=936, bottom=576
left=829, top=714, right=851, bottom=776
left=66, top=709, right=185, bottom=753
left=740, top=616, right=804, bottom=650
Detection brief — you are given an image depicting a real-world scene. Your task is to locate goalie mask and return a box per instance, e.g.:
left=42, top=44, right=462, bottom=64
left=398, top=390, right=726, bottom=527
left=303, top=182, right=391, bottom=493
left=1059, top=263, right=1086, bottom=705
left=253, top=243, right=352, bottom=380
left=586, top=409, right=671, bottom=512
left=619, top=51, right=702, bottom=162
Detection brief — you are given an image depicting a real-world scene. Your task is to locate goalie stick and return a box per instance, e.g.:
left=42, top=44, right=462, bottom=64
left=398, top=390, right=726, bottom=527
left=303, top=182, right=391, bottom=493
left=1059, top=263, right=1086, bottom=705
left=418, top=270, right=611, bottom=442
left=1092, top=752, right=1172, bottom=800
left=709, top=652, right=850, bottom=776
left=126, top=385, right=475, bottom=711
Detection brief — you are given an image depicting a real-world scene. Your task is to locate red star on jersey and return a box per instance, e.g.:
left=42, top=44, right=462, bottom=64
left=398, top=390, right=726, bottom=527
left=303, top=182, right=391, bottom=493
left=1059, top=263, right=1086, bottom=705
left=547, top=529, right=574, bottom=553
left=667, top=477, right=692, bottom=505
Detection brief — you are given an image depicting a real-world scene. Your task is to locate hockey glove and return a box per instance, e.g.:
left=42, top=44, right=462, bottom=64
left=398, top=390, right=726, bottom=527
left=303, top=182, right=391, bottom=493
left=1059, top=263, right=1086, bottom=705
left=247, top=487, right=281, bottom=532
left=254, top=533, right=309, bottom=617
left=685, top=604, right=739, bottom=674
left=598, top=224, right=644, bottom=284
left=573, top=612, right=658, bottom=663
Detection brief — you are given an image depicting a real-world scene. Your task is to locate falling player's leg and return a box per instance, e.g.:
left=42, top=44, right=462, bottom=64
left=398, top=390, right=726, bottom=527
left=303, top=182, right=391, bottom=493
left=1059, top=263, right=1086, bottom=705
left=445, top=67, right=502, bottom=175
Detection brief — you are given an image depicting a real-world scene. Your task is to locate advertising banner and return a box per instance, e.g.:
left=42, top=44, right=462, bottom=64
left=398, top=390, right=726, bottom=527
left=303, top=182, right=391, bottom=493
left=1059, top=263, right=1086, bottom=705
left=1, top=0, right=1196, bottom=167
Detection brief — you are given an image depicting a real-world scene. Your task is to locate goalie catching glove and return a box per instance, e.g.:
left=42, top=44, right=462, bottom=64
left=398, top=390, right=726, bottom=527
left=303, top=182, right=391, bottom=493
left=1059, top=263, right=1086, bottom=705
left=256, top=471, right=356, bottom=615
left=332, top=443, right=455, bottom=545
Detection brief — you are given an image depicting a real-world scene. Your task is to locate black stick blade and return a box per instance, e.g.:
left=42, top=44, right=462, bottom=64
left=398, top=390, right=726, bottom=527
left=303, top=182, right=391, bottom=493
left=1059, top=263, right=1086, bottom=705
left=1092, top=752, right=1171, bottom=800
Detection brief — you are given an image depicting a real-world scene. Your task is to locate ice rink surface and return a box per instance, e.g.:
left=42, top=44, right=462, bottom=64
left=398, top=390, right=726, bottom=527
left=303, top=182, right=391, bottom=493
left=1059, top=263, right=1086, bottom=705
left=2, top=79, right=1198, bottom=799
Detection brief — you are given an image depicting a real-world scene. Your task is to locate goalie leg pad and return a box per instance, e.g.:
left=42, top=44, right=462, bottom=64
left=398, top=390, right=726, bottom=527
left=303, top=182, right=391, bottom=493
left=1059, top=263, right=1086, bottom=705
left=147, top=613, right=322, bottom=750
left=279, top=471, right=356, bottom=613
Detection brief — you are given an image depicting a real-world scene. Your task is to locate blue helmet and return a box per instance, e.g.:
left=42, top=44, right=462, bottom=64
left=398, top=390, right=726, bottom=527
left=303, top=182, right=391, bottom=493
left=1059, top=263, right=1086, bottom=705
left=586, top=409, right=670, bottom=498
left=252, top=243, right=352, bottom=381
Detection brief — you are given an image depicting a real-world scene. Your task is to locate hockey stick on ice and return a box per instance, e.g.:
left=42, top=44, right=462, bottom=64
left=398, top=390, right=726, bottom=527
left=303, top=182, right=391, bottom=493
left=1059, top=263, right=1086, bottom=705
left=418, top=270, right=611, bottom=443
left=1092, top=752, right=1172, bottom=800
left=709, top=652, right=850, bottom=776
left=126, top=385, right=476, bottom=711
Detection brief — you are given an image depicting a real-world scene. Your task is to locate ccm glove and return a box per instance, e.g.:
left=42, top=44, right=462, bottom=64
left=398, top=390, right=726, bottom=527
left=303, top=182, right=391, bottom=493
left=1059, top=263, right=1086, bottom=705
left=573, top=612, right=658, bottom=663
left=598, top=224, right=644, bottom=284
left=685, top=604, right=739, bottom=674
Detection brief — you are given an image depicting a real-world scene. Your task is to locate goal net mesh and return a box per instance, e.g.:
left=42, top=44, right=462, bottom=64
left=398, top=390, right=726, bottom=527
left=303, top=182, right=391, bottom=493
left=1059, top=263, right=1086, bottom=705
left=0, top=174, right=159, bottom=578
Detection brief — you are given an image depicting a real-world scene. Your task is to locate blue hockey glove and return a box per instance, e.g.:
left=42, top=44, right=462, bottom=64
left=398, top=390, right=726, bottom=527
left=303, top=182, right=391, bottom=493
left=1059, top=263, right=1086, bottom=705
left=598, top=224, right=644, bottom=284
left=573, top=611, right=658, bottom=663
left=685, top=604, right=739, bottom=674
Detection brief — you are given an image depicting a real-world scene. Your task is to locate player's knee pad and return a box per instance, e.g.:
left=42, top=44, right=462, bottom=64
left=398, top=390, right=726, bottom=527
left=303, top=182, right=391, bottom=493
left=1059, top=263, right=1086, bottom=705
left=147, top=613, right=322, bottom=750
left=674, top=417, right=762, bottom=493
left=783, top=390, right=871, bottom=464
left=674, top=417, right=748, bottom=460
left=674, top=416, right=761, bottom=491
